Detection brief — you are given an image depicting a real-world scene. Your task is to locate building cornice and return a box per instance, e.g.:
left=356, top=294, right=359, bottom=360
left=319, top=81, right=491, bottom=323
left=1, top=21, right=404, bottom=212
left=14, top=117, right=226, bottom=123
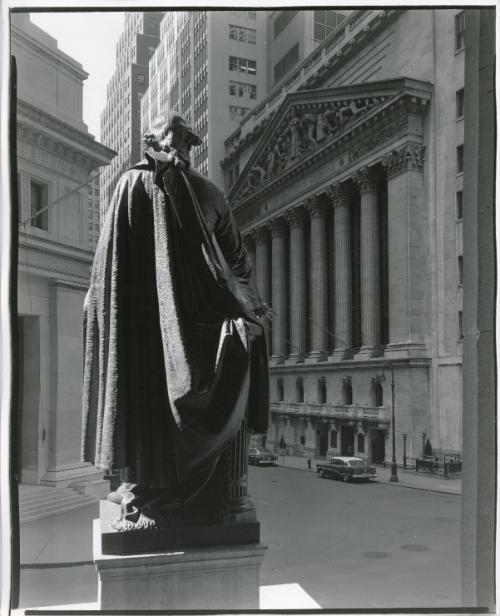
left=17, top=99, right=116, bottom=166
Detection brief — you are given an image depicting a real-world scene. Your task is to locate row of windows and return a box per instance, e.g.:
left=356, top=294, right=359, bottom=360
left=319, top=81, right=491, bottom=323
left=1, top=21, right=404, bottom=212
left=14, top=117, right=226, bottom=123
left=455, top=11, right=465, bottom=51
left=274, top=42, right=299, bottom=84
left=229, top=81, right=256, bottom=99
left=313, top=10, right=346, bottom=42
left=229, top=10, right=256, bottom=19
left=274, top=10, right=298, bottom=39
left=276, top=378, right=384, bottom=407
left=229, top=24, right=256, bottom=44
left=229, top=55, right=257, bottom=75
left=229, top=105, right=250, bottom=121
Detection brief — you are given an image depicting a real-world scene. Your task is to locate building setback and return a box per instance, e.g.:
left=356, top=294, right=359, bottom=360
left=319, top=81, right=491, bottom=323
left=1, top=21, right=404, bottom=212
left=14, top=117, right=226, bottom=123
left=224, top=9, right=466, bottom=465
left=12, top=14, right=115, bottom=487
left=100, top=11, right=163, bottom=216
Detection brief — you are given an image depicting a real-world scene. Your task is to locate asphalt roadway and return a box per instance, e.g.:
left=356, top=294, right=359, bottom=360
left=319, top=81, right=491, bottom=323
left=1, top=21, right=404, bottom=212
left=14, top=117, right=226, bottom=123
left=16, top=464, right=461, bottom=610
left=250, top=464, right=461, bottom=610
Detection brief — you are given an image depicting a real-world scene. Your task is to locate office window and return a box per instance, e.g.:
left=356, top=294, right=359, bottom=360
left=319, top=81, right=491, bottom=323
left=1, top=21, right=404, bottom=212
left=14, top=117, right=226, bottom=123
left=456, top=88, right=465, bottom=119
left=277, top=378, right=284, bottom=402
left=30, top=180, right=49, bottom=231
left=318, top=377, right=327, bottom=404
left=296, top=377, right=304, bottom=403
left=342, top=378, right=353, bottom=405
left=456, top=190, right=464, bottom=220
left=229, top=105, right=249, bottom=121
left=330, top=430, right=337, bottom=448
left=229, top=24, right=256, bottom=44
left=229, top=81, right=256, bottom=99
left=458, top=255, right=463, bottom=285
left=458, top=311, right=464, bottom=340
left=274, top=10, right=298, bottom=38
left=455, top=11, right=465, bottom=51
left=457, top=144, right=464, bottom=174
left=300, top=435, right=306, bottom=445
left=313, top=10, right=346, bottom=41
left=229, top=56, right=256, bottom=75
left=274, top=43, right=300, bottom=84
left=137, top=74, right=145, bottom=84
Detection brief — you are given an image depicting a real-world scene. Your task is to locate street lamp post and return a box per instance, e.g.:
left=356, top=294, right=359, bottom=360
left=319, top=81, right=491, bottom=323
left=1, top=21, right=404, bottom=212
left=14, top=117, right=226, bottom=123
left=381, top=361, right=398, bottom=482
left=402, top=433, right=407, bottom=469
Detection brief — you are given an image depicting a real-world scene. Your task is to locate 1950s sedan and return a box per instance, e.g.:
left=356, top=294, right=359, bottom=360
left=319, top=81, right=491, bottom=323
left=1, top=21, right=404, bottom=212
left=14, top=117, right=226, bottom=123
left=316, top=456, right=377, bottom=482
left=248, top=446, right=279, bottom=466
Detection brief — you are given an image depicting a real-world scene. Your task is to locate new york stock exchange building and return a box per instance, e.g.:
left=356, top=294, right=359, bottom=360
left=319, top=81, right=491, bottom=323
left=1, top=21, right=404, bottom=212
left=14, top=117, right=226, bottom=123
left=223, top=9, right=465, bottom=466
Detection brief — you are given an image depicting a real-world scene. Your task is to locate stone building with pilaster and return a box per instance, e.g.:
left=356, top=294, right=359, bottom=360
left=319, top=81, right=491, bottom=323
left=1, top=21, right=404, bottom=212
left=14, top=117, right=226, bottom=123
left=12, top=14, right=115, bottom=487
left=223, top=9, right=466, bottom=465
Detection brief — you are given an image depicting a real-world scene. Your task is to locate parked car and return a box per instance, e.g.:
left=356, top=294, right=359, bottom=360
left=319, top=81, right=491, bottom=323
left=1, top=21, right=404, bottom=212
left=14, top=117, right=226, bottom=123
left=316, top=456, right=377, bottom=482
left=248, top=447, right=278, bottom=466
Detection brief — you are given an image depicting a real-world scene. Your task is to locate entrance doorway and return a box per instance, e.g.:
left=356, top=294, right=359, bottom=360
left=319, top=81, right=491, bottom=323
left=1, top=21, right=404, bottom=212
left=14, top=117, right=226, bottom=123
left=316, top=424, right=328, bottom=457
left=341, top=425, right=355, bottom=456
left=18, top=316, right=41, bottom=484
left=371, top=429, right=386, bottom=464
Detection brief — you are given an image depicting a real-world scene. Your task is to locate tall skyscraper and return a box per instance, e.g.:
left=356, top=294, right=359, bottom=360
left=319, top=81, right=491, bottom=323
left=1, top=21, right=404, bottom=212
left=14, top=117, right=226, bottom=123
left=100, top=11, right=164, bottom=215
left=141, top=10, right=267, bottom=187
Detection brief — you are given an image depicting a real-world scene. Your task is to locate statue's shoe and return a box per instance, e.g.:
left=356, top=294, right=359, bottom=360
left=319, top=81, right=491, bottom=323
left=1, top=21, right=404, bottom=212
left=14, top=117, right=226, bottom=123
left=107, top=482, right=137, bottom=505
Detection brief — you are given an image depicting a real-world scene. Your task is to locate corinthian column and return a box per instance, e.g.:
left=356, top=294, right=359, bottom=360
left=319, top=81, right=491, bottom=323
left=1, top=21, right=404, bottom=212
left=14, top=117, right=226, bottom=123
left=327, top=184, right=353, bottom=360
left=271, top=217, right=288, bottom=364
left=306, top=196, right=328, bottom=362
left=382, top=143, right=427, bottom=358
left=352, top=167, right=381, bottom=358
left=286, top=205, right=307, bottom=362
left=253, top=225, right=271, bottom=305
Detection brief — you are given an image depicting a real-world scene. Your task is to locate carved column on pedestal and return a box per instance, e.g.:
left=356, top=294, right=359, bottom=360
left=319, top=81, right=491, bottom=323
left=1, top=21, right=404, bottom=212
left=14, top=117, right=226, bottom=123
left=306, top=196, right=328, bottom=362
left=327, top=184, right=353, bottom=360
left=270, top=216, right=288, bottom=364
left=382, top=143, right=427, bottom=358
left=286, top=205, right=307, bottom=362
left=352, top=167, right=381, bottom=358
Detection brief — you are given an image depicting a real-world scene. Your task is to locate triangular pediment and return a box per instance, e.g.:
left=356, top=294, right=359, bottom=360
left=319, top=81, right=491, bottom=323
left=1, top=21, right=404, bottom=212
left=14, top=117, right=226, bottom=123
left=229, top=78, right=432, bottom=205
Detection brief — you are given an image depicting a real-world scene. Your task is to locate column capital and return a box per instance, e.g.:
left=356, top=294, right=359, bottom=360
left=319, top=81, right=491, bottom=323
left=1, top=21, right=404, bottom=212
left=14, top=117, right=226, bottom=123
left=304, top=195, right=327, bottom=219
left=286, top=205, right=306, bottom=228
left=352, top=166, right=381, bottom=193
left=270, top=216, right=288, bottom=238
left=325, top=183, right=352, bottom=208
left=382, top=143, right=425, bottom=180
left=252, top=224, right=270, bottom=245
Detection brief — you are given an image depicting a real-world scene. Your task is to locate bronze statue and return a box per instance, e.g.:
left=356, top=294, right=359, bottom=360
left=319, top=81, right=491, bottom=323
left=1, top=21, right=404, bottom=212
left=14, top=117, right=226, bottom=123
left=81, top=111, right=271, bottom=530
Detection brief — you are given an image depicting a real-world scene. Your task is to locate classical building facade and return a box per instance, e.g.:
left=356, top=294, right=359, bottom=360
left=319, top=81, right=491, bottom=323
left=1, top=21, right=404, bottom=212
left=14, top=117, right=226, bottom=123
left=99, top=12, right=163, bottom=215
left=13, top=14, right=115, bottom=486
left=224, top=9, right=466, bottom=465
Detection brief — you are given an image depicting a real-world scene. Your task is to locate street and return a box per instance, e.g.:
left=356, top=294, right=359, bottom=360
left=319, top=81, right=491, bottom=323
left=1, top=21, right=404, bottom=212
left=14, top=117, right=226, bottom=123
left=17, top=465, right=461, bottom=610
left=250, top=465, right=461, bottom=609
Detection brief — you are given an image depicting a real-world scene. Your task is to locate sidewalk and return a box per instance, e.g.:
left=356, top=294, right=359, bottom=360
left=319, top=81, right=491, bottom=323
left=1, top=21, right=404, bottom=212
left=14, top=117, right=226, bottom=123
left=277, top=454, right=462, bottom=495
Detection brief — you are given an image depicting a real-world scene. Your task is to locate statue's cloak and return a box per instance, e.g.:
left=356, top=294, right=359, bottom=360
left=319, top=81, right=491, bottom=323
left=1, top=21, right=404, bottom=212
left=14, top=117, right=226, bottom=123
left=81, top=154, right=269, bottom=500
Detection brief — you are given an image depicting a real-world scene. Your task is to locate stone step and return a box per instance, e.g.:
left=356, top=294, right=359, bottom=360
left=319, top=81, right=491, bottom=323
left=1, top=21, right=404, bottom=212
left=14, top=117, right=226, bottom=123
left=18, top=484, right=98, bottom=524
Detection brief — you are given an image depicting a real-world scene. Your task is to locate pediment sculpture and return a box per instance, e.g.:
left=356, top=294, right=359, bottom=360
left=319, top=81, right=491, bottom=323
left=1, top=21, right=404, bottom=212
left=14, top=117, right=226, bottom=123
left=238, top=96, right=385, bottom=197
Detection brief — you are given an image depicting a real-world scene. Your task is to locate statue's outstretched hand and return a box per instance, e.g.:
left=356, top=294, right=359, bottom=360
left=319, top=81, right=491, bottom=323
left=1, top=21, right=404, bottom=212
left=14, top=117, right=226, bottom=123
left=253, top=302, right=275, bottom=321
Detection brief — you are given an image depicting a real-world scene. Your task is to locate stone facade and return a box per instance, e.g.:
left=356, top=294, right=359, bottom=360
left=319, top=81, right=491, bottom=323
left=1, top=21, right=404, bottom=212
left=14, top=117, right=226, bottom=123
left=12, top=15, right=115, bottom=486
left=225, top=9, right=466, bottom=465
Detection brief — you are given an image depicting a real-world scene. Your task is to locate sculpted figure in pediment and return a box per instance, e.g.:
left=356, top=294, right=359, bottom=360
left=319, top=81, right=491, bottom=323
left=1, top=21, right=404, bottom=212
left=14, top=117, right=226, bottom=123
left=302, top=113, right=318, bottom=149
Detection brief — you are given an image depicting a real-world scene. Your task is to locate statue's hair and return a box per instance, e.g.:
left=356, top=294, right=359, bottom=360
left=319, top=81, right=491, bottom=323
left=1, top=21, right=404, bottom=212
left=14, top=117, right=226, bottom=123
left=143, top=112, right=201, bottom=150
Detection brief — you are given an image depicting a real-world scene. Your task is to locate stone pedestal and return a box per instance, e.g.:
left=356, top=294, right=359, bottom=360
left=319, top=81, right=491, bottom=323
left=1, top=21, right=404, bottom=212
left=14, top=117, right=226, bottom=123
left=94, top=519, right=267, bottom=610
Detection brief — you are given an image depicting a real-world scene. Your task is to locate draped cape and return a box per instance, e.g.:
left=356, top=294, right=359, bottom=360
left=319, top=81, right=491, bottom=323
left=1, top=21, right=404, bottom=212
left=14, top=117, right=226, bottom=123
left=81, top=154, right=269, bottom=500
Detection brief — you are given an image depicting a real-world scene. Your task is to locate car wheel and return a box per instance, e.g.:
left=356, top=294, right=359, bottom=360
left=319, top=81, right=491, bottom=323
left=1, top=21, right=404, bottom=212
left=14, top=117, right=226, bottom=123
left=343, top=475, right=350, bottom=483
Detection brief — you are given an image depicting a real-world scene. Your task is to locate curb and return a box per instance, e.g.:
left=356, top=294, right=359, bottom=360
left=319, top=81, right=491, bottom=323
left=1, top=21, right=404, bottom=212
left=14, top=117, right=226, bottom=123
left=277, top=462, right=462, bottom=496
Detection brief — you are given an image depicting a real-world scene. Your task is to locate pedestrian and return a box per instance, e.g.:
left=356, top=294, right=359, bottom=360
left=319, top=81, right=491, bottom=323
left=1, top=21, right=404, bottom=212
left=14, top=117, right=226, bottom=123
left=307, top=458, right=312, bottom=470
left=81, top=111, right=272, bottom=529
